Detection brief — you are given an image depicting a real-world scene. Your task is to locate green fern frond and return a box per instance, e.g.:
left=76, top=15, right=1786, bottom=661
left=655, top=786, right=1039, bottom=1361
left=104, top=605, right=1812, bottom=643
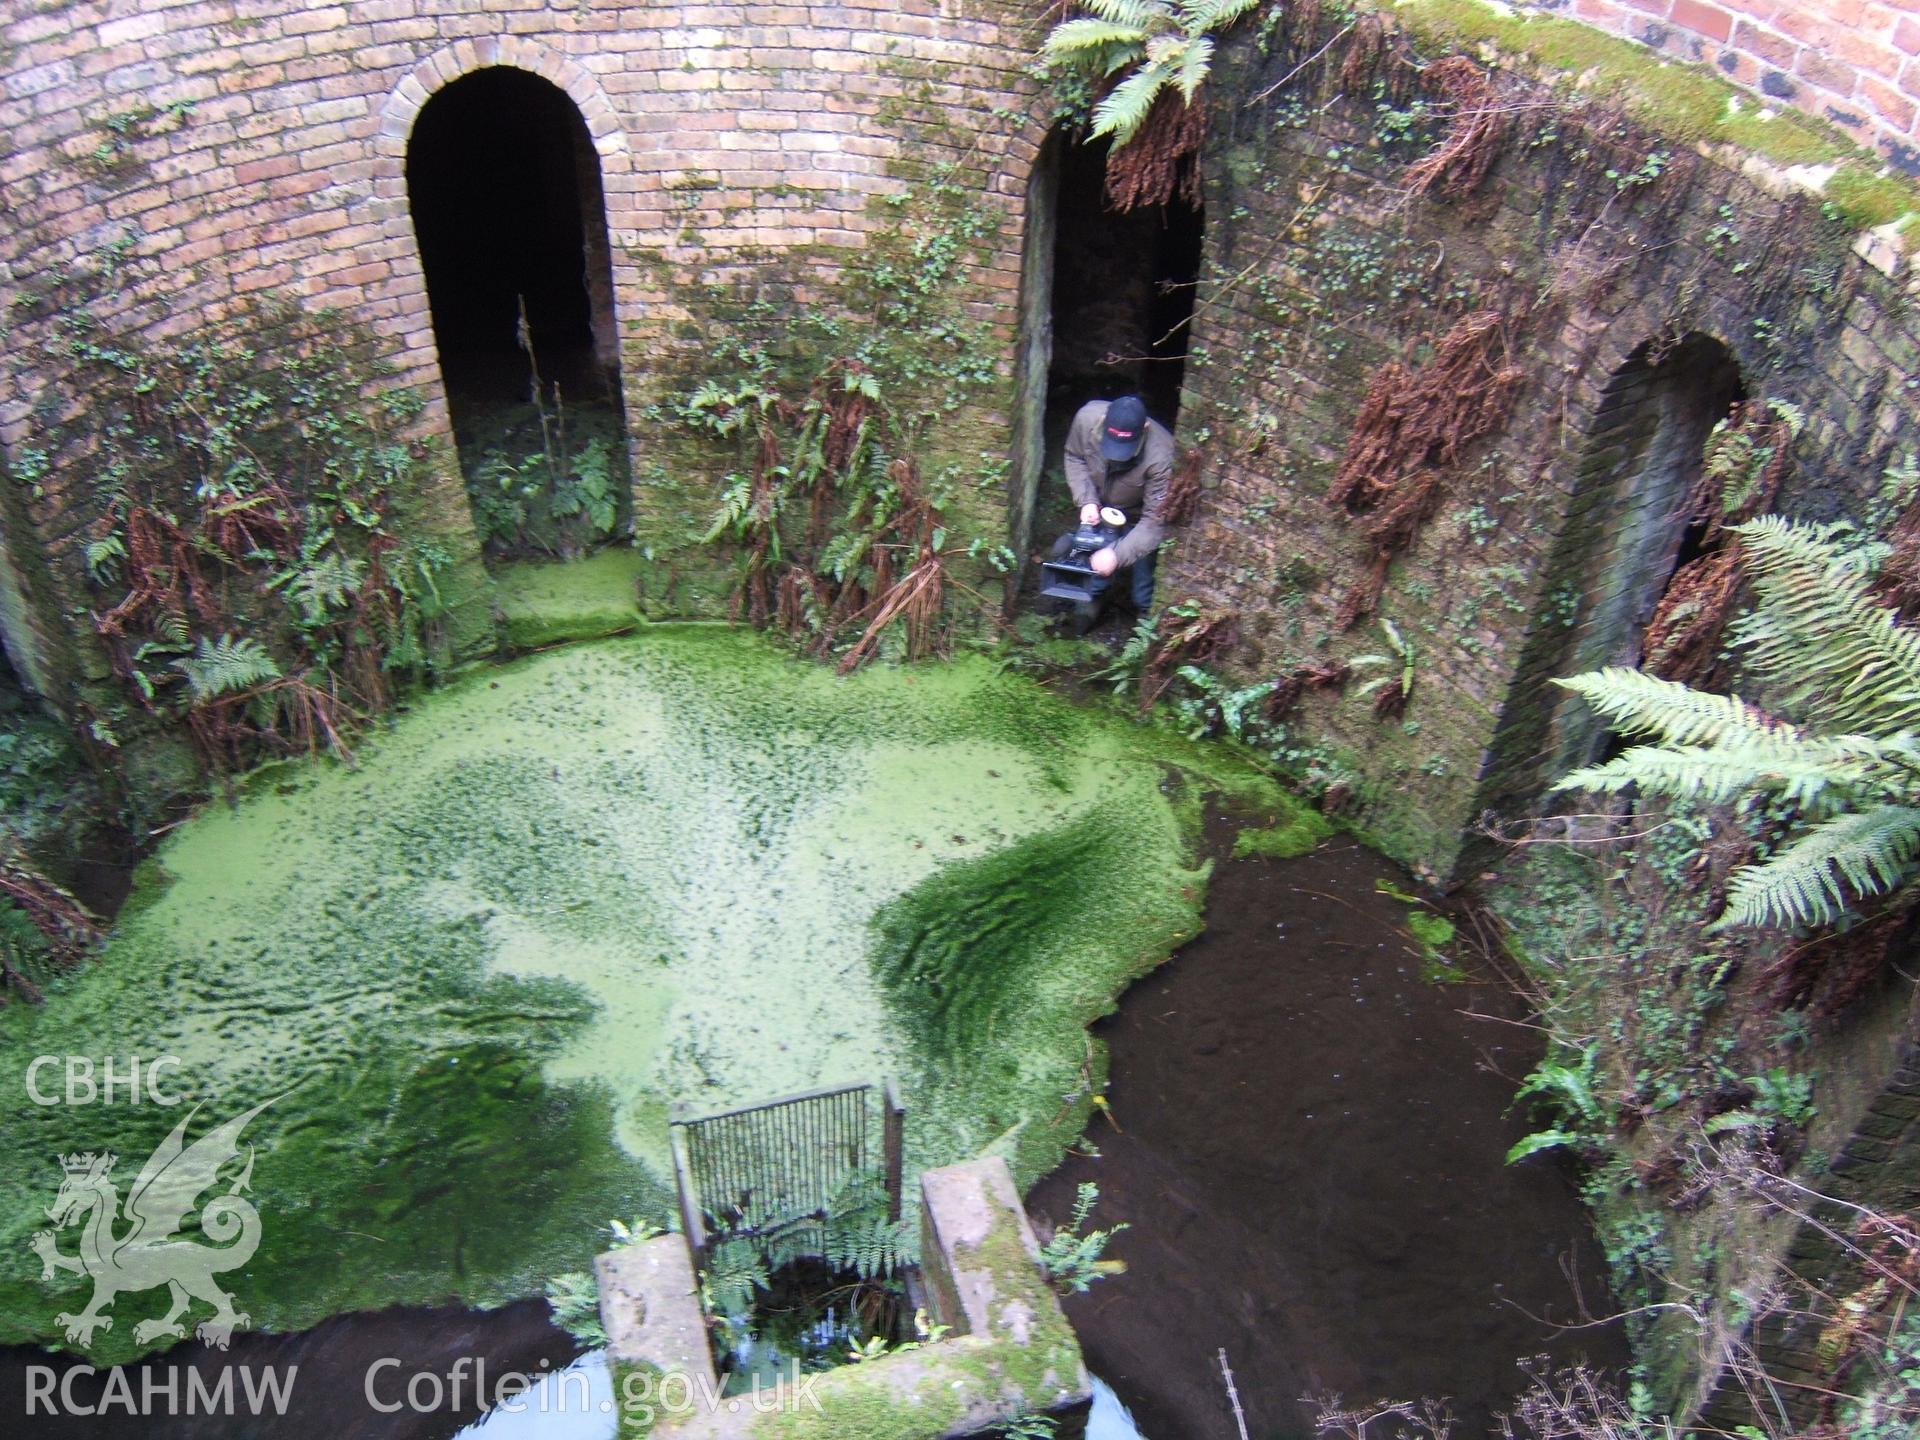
left=1043, top=17, right=1149, bottom=56
left=172, top=634, right=282, bottom=702
left=1091, top=59, right=1175, bottom=144
left=1081, top=0, right=1167, bottom=29
left=1174, top=34, right=1213, bottom=98
left=1179, top=0, right=1262, bottom=29
left=1729, top=516, right=1920, bottom=734
left=285, top=552, right=365, bottom=625
left=1554, top=667, right=1793, bottom=748
left=1558, top=742, right=1866, bottom=810
left=1717, top=805, right=1920, bottom=931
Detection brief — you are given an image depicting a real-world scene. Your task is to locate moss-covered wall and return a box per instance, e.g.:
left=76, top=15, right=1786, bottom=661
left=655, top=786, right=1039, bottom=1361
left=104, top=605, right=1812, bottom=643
left=1156, top=5, right=1917, bottom=879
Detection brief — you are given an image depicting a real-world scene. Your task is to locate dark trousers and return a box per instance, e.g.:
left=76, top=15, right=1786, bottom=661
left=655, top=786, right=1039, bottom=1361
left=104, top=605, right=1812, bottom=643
left=1086, top=543, right=1157, bottom=613
left=1049, top=525, right=1158, bottom=613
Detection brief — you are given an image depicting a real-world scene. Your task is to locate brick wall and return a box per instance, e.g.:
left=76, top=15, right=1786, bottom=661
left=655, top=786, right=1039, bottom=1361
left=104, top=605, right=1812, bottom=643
left=0, top=0, right=1046, bottom=698
left=1160, top=12, right=1920, bottom=879
left=1551, top=0, right=1920, bottom=174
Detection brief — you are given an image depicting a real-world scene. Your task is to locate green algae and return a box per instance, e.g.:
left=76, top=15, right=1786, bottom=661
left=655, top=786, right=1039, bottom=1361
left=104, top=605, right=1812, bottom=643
left=492, top=547, right=649, bottom=650
left=0, top=625, right=1279, bottom=1361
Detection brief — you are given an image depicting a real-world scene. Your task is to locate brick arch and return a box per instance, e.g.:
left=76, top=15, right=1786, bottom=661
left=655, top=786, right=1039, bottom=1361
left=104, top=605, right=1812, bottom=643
left=359, top=41, right=633, bottom=421
left=373, top=39, right=628, bottom=173
left=1466, top=330, right=1744, bottom=833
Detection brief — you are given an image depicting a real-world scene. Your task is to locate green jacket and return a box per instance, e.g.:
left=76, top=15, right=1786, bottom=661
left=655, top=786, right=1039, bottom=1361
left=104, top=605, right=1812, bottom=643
left=1063, top=400, right=1176, bottom=568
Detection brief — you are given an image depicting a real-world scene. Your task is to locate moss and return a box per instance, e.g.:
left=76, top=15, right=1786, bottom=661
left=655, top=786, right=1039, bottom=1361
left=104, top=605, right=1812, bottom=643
left=492, top=547, right=650, bottom=650
left=0, top=627, right=1275, bottom=1363
left=949, top=1220, right=1082, bottom=1403
left=1393, top=0, right=1918, bottom=230
left=1823, top=168, right=1918, bottom=231
left=1232, top=807, right=1334, bottom=859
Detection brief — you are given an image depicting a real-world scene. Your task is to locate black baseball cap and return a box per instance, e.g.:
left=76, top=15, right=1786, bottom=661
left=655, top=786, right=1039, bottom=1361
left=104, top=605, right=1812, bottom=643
left=1100, top=396, right=1148, bottom=462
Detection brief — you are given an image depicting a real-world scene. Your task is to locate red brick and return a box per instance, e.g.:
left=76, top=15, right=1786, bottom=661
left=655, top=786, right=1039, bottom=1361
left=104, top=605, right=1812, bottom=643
left=1830, top=27, right=1906, bottom=79
left=1896, top=16, right=1920, bottom=55
left=1797, top=46, right=1859, bottom=95
left=1671, top=0, right=1733, bottom=43
left=1860, top=72, right=1917, bottom=129
left=1732, top=18, right=1799, bottom=67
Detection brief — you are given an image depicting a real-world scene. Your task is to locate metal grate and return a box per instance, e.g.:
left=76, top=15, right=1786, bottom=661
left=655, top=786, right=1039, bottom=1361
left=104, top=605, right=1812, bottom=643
left=669, top=1079, right=904, bottom=1271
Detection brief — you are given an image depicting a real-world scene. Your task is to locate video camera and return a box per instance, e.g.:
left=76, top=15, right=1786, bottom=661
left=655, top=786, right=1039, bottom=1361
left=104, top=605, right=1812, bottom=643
left=1038, top=506, right=1128, bottom=602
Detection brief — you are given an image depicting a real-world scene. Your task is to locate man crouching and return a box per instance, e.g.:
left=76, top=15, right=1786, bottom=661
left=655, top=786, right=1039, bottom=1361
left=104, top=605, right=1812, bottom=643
left=1060, top=394, right=1174, bottom=632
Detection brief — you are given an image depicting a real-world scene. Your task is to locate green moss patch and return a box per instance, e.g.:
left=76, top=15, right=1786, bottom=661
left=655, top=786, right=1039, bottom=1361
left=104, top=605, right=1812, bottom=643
left=1394, top=0, right=1919, bottom=232
left=1232, top=807, right=1334, bottom=860
left=0, top=627, right=1277, bottom=1361
left=492, top=547, right=650, bottom=650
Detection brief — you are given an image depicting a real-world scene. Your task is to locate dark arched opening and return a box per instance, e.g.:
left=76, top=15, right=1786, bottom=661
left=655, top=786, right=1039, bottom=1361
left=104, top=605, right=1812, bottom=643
left=1009, top=128, right=1204, bottom=582
left=407, top=67, right=629, bottom=557
left=1466, top=333, right=1744, bottom=834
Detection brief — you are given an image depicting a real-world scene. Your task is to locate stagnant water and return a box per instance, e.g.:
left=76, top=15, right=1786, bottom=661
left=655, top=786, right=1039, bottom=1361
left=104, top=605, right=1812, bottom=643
left=1030, top=823, right=1630, bottom=1439
left=0, top=823, right=1623, bottom=1437
left=0, top=630, right=1621, bottom=1434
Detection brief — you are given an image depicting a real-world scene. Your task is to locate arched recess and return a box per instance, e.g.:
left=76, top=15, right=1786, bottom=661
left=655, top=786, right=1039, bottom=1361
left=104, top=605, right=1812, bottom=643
left=1468, top=333, right=1744, bottom=829
left=382, top=47, right=631, bottom=559
left=1008, top=126, right=1204, bottom=585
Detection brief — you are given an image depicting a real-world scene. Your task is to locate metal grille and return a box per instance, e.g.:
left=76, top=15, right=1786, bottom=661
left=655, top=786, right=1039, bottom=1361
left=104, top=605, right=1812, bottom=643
left=669, top=1079, right=903, bottom=1270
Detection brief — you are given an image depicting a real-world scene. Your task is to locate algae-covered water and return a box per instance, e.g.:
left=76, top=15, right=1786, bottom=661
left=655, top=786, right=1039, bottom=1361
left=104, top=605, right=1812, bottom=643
left=0, top=625, right=1284, bottom=1361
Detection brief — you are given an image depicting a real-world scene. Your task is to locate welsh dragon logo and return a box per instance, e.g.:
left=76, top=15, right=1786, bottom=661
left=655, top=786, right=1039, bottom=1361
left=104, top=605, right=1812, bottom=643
left=30, top=1097, right=275, bottom=1351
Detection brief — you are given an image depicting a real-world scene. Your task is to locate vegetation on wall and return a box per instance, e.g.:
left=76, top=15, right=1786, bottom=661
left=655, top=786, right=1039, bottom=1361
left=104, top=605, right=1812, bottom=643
left=10, top=265, right=459, bottom=773
left=1040, top=0, right=1262, bottom=208
left=656, top=169, right=1016, bottom=667
left=1558, top=517, right=1920, bottom=931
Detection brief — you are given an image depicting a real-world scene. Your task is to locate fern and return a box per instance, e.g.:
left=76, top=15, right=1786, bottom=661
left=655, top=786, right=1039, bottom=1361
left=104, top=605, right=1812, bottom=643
left=1728, top=516, right=1920, bottom=734
left=1554, top=668, right=1793, bottom=748
left=284, top=552, right=364, bottom=625
left=1041, top=0, right=1260, bottom=148
left=543, top=1271, right=607, bottom=1347
left=1556, top=517, right=1920, bottom=930
left=173, top=634, right=282, bottom=702
left=1039, top=1181, right=1128, bottom=1293
left=1720, top=806, right=1920, bottom=930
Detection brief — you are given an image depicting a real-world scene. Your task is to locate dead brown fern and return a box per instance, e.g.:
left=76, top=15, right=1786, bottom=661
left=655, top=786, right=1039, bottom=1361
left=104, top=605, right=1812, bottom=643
left=1641, top=401, right=1795, bottom=683
left=1403, top=56, right=1505, bottom=201
left=1766, top=904, right=1912, bottom=1016
left=1264, top=658, right=1351, bottom=725
left=1104, top=91, right=1205, bottom=212
left=1328, top=311, right=1524, bottom=627
left=1159, top=446, right=1205, bottom=527
left=835, top=458, right=948, bottom=672
left=1641, top=547, right=1743, bottom=685
left=0, top=844, right=103, bottom=970
left=1139, top=604, right=1238, bottom=711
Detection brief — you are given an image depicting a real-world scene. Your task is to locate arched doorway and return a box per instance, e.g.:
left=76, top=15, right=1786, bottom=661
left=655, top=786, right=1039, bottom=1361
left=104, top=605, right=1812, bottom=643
left=1008, top=127, right=1205, bottom=577
left=1468, top=333, right=1744, bottom=829
left=406, top=66, right=629, bottom=557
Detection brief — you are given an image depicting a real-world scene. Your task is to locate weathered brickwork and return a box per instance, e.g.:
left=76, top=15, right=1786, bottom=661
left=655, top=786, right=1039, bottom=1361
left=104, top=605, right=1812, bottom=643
left=0, top=0, right=1047, bottom=699
left=1556, top=0, right=1920, bottom=174
left=1161, top=14, right=1919, bottom=879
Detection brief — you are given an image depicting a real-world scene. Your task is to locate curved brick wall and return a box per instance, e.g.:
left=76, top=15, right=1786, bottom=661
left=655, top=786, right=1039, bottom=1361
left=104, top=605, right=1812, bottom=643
left=1558, top=0, right=1920, bottom=172
left=0, top=0, right=1045, bottom=696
